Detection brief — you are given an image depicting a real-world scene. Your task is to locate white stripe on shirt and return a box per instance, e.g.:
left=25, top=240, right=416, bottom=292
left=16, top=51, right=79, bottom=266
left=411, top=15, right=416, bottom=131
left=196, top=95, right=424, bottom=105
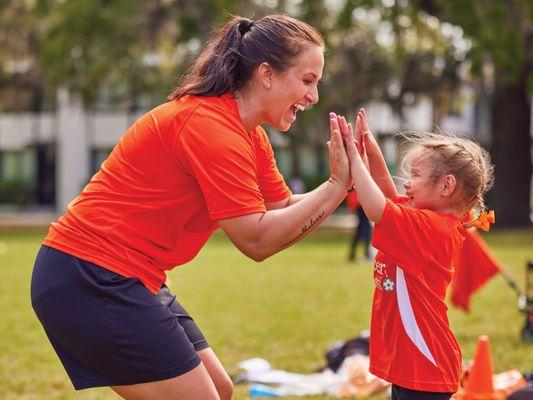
left=396, top=266, right=437, bottom=367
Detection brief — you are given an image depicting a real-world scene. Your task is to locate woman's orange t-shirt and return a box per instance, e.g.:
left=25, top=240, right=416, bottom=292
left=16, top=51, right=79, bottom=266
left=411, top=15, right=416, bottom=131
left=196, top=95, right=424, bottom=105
left=44, top=93, right=291, bottom=293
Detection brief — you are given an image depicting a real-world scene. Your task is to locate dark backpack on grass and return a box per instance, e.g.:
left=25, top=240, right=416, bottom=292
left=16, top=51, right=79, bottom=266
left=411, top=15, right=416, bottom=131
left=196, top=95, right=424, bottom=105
left=325, top=335, right=370, bottom=372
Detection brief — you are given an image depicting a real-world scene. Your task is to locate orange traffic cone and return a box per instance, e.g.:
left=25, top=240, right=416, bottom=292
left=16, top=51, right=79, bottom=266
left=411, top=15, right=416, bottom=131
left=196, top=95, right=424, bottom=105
left=462, top=335, right=503, bottom=400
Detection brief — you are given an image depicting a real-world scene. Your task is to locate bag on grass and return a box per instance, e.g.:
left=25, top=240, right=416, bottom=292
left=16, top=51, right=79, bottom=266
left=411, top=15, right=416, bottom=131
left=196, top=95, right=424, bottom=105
left=325, top=333, right=370, bottom=373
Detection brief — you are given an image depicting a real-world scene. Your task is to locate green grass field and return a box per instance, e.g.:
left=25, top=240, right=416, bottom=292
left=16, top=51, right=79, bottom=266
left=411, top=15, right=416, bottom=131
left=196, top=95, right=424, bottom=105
left=0, top=227, right=531, bottom=400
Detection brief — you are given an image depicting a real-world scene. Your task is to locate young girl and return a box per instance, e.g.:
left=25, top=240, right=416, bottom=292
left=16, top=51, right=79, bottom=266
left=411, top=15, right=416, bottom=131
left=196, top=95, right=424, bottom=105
left=331, top=109, right=494, bottom=400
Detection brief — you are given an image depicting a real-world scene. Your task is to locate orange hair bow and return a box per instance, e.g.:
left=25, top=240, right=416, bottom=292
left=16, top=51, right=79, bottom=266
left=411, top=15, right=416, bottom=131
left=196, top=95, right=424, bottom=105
left=464, top=210, right=495, bottom=232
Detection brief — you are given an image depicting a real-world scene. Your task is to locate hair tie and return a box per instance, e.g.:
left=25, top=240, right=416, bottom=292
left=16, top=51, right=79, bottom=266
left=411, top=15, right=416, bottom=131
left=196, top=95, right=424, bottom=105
left=463, top=210, right=495, bottom=232
left=238, top=20, right=254, bottom=35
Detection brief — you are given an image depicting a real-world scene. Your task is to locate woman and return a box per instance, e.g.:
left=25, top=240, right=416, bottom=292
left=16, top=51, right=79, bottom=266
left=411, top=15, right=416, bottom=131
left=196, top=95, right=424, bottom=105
left=31, top=15, right=351, bottom=400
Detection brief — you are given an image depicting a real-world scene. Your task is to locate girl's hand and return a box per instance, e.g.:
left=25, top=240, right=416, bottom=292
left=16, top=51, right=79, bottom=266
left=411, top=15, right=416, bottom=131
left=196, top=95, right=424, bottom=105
left=327, top=113, right=351, bottom=189
left=354, top=111, right=370, bottom=169
left=357, top=108, right=379, bottom=157
left=356, top=108, right=398, bottom=199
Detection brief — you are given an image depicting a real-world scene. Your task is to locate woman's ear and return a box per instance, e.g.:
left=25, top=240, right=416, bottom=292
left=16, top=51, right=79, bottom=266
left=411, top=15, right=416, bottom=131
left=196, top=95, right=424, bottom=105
left=441, top=174, right=457, bottom=197
left=257, top=62, right=273, bottom=90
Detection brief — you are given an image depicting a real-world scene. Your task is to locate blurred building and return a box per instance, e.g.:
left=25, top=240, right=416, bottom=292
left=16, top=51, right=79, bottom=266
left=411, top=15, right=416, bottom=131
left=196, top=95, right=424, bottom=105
left=0, top=89, right=490, bottom=213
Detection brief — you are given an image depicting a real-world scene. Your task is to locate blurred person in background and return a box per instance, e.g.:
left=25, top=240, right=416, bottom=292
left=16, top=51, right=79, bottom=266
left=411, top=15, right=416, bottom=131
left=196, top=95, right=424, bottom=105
left=289, top=175, right=306, bottom=194
left=346, top=189, right=373, bottom=263
left=31, top=14, right=353, bottom=400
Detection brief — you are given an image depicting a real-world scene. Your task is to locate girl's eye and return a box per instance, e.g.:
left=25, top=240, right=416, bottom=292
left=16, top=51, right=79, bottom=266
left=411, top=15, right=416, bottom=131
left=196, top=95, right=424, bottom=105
left=303, top=80, right=312, bottom=85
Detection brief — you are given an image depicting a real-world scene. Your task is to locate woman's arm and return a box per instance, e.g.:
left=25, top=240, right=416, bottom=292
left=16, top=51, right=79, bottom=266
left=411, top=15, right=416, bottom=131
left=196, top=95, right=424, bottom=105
left=218, top=115, right=351, bottom=261
left=219, top=180, right=347, bottom=261
left=265, top=185, right=324, bottom=210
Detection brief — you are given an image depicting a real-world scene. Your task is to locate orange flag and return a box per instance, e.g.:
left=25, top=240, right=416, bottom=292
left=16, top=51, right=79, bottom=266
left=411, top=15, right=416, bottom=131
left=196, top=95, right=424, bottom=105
left=450, top=229, right=500, bottom=312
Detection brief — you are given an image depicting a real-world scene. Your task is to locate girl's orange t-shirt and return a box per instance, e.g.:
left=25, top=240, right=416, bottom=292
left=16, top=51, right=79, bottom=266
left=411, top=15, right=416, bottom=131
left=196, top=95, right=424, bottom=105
left=369, top=196, right=465, bottom=393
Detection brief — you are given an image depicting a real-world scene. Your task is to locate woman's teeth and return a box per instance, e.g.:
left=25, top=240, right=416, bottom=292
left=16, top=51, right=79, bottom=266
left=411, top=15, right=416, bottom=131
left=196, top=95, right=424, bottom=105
left=289, top=104, right=306, bottom=121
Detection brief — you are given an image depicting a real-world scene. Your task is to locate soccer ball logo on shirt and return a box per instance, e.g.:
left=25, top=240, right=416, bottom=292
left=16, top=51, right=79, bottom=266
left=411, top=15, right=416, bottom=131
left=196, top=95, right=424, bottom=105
left=374, top=259, right=396, bottom=292
left=382, top=277, right=395, bottom=292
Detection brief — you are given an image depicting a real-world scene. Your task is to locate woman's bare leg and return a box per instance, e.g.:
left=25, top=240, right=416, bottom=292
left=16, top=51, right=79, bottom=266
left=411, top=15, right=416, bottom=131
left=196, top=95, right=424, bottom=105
left=198, top=348, right=233, bottom=400
left=111, top=361, right=219, bottom=400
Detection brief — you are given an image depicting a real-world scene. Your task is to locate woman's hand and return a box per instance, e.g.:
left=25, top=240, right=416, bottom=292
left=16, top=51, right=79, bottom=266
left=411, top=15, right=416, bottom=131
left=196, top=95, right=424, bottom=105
left=327, top=112, right=351, bottom=189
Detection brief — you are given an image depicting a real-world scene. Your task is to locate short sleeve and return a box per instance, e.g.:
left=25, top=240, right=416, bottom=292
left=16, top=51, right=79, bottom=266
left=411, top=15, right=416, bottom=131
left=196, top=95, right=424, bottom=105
left=372, top=198, right=448, bottom=273
left=178, top=109, right=267, bottom=220
left=255, top=127, right=292, bottom=203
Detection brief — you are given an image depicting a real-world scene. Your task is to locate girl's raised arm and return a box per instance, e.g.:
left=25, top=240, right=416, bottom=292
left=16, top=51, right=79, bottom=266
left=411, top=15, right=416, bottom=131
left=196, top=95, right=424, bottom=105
left=357, top=109, right=397, bottom=199
left=338, top=114, right=386, bottom=223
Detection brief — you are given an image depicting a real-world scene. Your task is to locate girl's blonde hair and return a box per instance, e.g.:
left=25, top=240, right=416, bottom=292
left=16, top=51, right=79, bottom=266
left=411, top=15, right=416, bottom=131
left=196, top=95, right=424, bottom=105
left=400, top=131, right=494, bottom=214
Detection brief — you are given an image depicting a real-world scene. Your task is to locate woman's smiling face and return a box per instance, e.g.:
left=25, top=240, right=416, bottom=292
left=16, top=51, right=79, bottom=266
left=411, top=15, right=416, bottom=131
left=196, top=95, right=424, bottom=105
left=264, top=44, right=324, bottom=131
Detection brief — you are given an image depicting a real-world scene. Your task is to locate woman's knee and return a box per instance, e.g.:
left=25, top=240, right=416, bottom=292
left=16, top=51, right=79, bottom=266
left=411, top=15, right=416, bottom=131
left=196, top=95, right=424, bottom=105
left=216, top=374, right=233, bottom=400
left=197, top=348, right=233, bottom=400
left=111, top=362, right=220, bottom=400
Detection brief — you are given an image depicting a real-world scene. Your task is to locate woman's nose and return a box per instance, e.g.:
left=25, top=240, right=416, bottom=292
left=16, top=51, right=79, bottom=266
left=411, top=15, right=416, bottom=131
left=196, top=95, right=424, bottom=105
left=306, top=85, right=319, bottom=105
left=403, top=180, right=410, bottom=190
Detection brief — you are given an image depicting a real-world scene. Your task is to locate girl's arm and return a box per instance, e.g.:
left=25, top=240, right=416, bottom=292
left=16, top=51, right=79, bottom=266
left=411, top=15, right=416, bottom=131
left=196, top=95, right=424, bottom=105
left=338, top=114, right=386, bottom=223
left=356, top=109, right=397, bottom=199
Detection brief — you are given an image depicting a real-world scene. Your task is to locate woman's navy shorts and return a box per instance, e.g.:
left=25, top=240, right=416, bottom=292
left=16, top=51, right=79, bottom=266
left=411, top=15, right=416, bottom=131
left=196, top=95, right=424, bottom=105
left=30, top=245, right=209, bottom=390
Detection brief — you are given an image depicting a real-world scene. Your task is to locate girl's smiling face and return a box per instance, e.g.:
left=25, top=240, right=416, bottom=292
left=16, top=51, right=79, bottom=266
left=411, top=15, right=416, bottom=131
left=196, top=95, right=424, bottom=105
left=403, top=156, right=449, bottom=211
left=263, top=44, right=324, bottom=131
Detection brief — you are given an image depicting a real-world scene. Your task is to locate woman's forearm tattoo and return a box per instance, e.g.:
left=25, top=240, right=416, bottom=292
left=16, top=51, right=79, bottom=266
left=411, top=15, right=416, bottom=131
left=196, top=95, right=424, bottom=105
left=282, top=210, right=325, bottom=247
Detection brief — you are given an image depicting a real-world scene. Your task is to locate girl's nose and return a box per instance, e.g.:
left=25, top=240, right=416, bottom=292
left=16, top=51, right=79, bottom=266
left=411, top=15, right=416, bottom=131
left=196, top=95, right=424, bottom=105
left=403, top=180, right=410, bottom=191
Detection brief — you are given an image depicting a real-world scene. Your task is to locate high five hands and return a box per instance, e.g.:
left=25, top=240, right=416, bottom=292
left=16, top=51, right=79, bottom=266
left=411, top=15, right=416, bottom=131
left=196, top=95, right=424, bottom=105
left=330, top=107, right=398, bottom=203
left=331, top=108, right=371, bottom=171
left=327, top=112, right=352, bottom=190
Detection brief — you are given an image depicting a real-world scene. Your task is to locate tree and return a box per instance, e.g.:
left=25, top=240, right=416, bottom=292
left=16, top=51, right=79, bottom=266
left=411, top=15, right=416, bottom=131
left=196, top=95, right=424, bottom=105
left=0, top=0, right=50, bottom=112
left=287, top=0, right=399, bottom=179
left=415, top=0, right=533, bottom=227
left=339, top=0, right=532, bottom=226
left=43, top=0, right=152, bottom=108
